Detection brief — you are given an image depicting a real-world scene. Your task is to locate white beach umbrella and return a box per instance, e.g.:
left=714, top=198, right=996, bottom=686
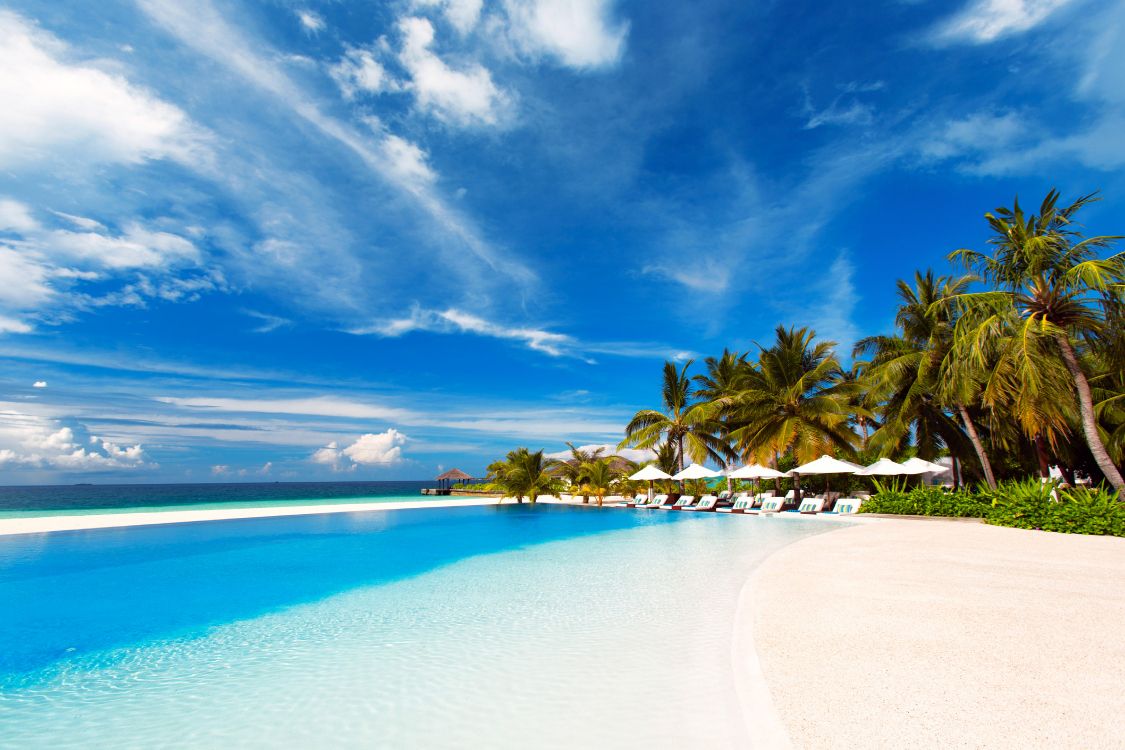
left=901, top=457, right=950, bottom=474
left=630, top=464, right=672, bottom=500
left=790, top=455, right=863, bottom=475
left=855, top=458, right=927, bottom=476
left=629, top=465, right=672, bottom=481
left=728, top=463, right=787, bottom=479
left=728, top=463, right=787, bottom=497
left=672, top=463, right=721, bottom=481
left=788, top=455, right=863, bottom=498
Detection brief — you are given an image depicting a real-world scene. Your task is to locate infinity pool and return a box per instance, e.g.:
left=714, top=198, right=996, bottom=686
left=0, top=504, right=830, bottom=748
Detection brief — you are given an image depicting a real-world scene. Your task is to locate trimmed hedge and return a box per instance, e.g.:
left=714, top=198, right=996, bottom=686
left=861, top=480, right=1125, bottom=537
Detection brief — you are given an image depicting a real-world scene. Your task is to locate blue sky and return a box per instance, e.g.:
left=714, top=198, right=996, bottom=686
left=2, top=0, right=1124, bottom=484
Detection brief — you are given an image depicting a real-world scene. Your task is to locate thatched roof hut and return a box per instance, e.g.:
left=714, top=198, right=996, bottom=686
left=436, top=468, right=473, bottom=482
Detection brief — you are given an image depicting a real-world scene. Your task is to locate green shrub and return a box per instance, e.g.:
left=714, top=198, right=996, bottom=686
left=860, top=485, right=990, bottom=518
left=862, top=478, right=1125, bottom=537
left=984, top=480, right=1125, bottom=537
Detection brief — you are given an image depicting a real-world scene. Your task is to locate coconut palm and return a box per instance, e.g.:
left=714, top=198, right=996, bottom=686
left=858, top=270, right=996, bottom=487
left=620, top=360, right=728, bottom=472
left=578, top=457, right=625, bottom=506
left=949, top=189, right=1125, bottom=494
left=486, top=448, right=559, bottom=504
left=549, top=442, right=605, bottom=502
left=730, top=326, right=860, bottom=465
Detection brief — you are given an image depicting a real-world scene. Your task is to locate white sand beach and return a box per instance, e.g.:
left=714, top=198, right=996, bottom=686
left=749, top=518, right=1125, bottom=749
left=0, top=496, right=515, bottom=536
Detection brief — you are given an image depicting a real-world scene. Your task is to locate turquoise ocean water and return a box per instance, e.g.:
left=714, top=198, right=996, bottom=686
left=0, top=481, right=436, bottom=518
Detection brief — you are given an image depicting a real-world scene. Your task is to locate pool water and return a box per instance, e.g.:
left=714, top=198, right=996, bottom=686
left=0, top=505, right=831, bottom=748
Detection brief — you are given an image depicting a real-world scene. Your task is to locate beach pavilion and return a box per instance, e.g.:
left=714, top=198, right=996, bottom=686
left=435, top=468, right=473, bottom=494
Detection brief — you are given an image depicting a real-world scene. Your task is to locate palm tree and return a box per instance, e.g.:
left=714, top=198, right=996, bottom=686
left=550, top=442, right=605, bottom=503
left=486, top=448, right=559, bottom=504
left=578, top=458, right=624, bottom=506
left=730, top=326, right=860, bottom=465
left=858, top=271, right=996, bottom=487
left=620, top=360, right=728, bottom=472
left=950, top=190, right=1125, bottom=494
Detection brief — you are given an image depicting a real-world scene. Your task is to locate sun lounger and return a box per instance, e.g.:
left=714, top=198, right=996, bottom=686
left=798, top=497, right=825, bottom=514
left=685, top=494, right=718, bottom=512
left=663, top=495, right=696, bottom=510
left=834, top=498, right=863, bottom=514
left=760, top=496, right=786, bottom=514
left=632, top=493, right=668, bottom=508
left=717, top=494, right=751, bottom=513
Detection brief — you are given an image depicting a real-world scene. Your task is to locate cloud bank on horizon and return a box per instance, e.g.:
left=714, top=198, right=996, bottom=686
left=1, top=0, right=1123, bottom=482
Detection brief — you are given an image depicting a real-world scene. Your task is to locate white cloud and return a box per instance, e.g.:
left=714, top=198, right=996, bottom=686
left=211, top=464, right=230, bottom=475
left=0, top=410, right=148, bottom=471
left=502, top=0, right=628, bottom=68
left=805, top=252, right=859, bottom=349
left=0, top=10, right=210, bottom=170
left=32, top=381, right=47, bottom=388
left=136, top=0, right=535, bottom=290
left=353, top=305, right=695, bottom=363
left=415, top=0, right=484, bottom=34
left=0, top=315, right=32, bottom=334
left=0, top=197, right=208, bottom=332
left=641, top=260, right=731, bottom=293
left=311, top=430, right=407, bottom=469
left=330, top=47, right=395, bottom=99
left=343, top=429, right=407, bottom=464
left=0, top=198, right=40, bottom=232
left=380, top=134, right=438, bottom=188
left=357, top=306, right=578, bottom=357
left=919, top=111, right=1026, bottom=162
left=397, top=16, right=511, bottom=127
left=296, top=10, right=325, bottom=33
left=804, top=101, right=874, bottom=130
left=932, top=0, right=1076, bottom=44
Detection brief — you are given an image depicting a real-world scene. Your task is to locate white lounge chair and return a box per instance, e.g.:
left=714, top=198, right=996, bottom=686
left=760, top=496, right=786, bottom=514
left=798, top=497, right=825, bottom=514
left=718, top=494, right=752, bottom=513
left=663, top=495, right=696, bottom=510
left=633, top=493, right=667, bottom=508
left=686, top=494, right=718, bottom=512
left=834, top=498, right=863, bottom=514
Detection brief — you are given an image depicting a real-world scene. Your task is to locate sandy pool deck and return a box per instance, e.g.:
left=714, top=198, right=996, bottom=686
left=751, top=518, right=1125, bottom=749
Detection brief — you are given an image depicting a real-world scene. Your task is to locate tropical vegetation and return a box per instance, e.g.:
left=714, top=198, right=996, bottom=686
left=483, top=189, right=1125, bottom=533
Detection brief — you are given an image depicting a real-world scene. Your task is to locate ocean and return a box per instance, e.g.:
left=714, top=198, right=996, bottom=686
left=0, top=481, right=434, bottom=518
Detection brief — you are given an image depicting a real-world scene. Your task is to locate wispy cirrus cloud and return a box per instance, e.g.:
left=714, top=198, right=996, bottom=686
left=134, top=0, right=535, bottom=292
left=930, top=0, right=1077, bottom=45
left=352, top=306, right=695, bottom=362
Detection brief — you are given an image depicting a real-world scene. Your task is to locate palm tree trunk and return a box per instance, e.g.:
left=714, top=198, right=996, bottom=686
left=956, top=403, right=997, bottom=489
left=1055, top=334, right=1125, bottom=496
left=1034, top=435, right=1051, bottom=479
left=677, top=434, right=685, bottom=473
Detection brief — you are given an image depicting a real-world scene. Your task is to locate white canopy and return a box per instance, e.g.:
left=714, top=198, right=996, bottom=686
left=728, top=463, right=787, bottom=479
left=789, top=455, right=864, bottom=475
left=901, top=457, right=950, bottom=474
left=629, top=465, right=672, bottom=481
left=672, top=463, right=722, bottom=480
left=855, top=458, right=928, bottom=476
